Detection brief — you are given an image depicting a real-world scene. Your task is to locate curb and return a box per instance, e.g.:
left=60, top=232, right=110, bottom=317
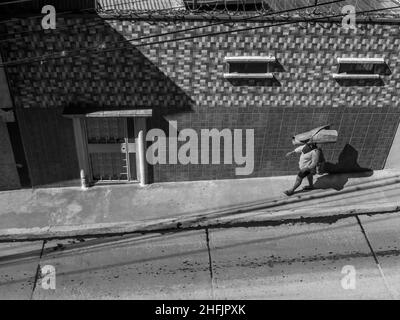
left=1, top=201, right=399, bottom=242
left=159, top=173, right=400, bottom=221
left=193, top=203, right=400, bottom=227
left=1, top=172, right=400, bottom=242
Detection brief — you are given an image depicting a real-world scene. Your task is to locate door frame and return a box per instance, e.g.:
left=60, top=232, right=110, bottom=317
left=68, top=109, right=151, bottom=186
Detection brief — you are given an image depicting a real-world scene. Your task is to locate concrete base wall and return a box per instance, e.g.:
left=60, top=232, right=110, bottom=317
left=384, top=121, right=400, bottom=169
left=0, top=53, right=19, bottom=190
left=15, top=107, right=80, bottom=187
left=0, top=121, right=20, bottom=190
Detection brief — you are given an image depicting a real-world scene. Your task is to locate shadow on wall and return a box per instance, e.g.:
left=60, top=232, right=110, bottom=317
left=335, top=78, right=385, bottom=87
left=4, top=15, right=194, bottom=187
left=227, top=77, right=281, bottom=87
left=314, top=144, right=373, bottom=191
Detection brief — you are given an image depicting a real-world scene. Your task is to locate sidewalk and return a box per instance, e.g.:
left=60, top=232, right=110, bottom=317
left=1, top=169, right=400, bottom=240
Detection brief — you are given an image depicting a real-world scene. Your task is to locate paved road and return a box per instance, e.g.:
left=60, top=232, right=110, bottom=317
left=0, top=212, right=399, bottom=299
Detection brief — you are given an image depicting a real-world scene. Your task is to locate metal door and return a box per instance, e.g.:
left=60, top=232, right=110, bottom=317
left=85, top=117, right=136, bottom=182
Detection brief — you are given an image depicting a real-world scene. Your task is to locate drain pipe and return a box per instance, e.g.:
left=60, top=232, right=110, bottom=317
left=80, top=169, right=88, bottom=190
left=137, top=130, right=147, bottom=186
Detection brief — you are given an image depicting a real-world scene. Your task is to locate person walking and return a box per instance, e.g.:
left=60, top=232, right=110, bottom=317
left=284, top=142, right=320, bottom=196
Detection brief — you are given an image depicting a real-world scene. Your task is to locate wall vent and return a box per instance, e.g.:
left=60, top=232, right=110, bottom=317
left=224, top=55, right=277, bottom=79
left=332, top=57, right=387, bottom=80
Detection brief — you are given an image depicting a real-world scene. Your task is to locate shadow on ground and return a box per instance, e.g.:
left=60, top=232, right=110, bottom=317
left=314, top=144, right=373, bottom=191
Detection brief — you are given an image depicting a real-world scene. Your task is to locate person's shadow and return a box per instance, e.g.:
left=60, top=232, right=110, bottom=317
left=313, top=144, right=373, bottom=191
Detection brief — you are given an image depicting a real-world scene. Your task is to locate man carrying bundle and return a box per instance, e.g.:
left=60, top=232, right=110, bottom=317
left=284, top=141, right=320, bottom=196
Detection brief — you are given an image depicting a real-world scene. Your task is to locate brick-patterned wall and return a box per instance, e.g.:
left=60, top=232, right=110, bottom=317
left=2, top=16, right=400, bottom=184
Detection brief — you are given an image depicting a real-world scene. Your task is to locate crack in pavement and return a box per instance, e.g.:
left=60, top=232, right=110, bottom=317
left=356, top=215, right=399, bottom=300
left=205, top=228, right=215, bottom=300
left=29, top=240, right=46, bottom=300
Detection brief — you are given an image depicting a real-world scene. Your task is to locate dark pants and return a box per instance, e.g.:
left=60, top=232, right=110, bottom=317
left=297, top=170, right=312, bottom=179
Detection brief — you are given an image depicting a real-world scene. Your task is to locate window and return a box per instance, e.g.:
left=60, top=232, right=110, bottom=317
left=223, top=56, right=276, bottom=79
left=332, top=57, right=388, bottom=80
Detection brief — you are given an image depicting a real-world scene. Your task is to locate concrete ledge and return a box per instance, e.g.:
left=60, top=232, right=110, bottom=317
left=1, top=171, right=400, bottom=242
left=1, top=201, right=399, bottom=242
left=173, top=173, right=400, bottom=220
left=198, top=203, right=400, bottom=227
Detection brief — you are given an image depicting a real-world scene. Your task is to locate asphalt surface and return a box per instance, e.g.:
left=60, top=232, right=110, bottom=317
left=0, top=211, right=399, bottom=299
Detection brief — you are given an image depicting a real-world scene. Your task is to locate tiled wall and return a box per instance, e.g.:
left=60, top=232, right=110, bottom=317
left=2, top=16, right=400, bottom=184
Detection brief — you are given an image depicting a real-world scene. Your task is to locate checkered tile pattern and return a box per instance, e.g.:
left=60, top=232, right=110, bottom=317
left=2, top=17, right=400, bottom=184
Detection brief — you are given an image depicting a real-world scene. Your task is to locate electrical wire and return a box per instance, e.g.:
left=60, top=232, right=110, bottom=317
left=1, top=1, right=399, bottom=68
left=130, top=4, right=400, bottom=49
left=0, top=0, right=32, bottom=5
left=0, top=0, right=269, bottom=42
left=1, top=0, right=396, bottom=42
left=0, top=0, right=347, bottom=67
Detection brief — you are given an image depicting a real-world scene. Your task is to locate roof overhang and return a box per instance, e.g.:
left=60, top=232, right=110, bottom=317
left=337, top=57, right=386, bottom=64
left=224, top=56, right=276, bottom=63
left=63, top=109, right=153, bottom=118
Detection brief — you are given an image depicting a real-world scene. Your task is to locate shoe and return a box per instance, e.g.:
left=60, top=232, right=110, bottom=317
left=284, top=190, right=294, bottom=196
left=303, top=185, right=314, bottom=191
